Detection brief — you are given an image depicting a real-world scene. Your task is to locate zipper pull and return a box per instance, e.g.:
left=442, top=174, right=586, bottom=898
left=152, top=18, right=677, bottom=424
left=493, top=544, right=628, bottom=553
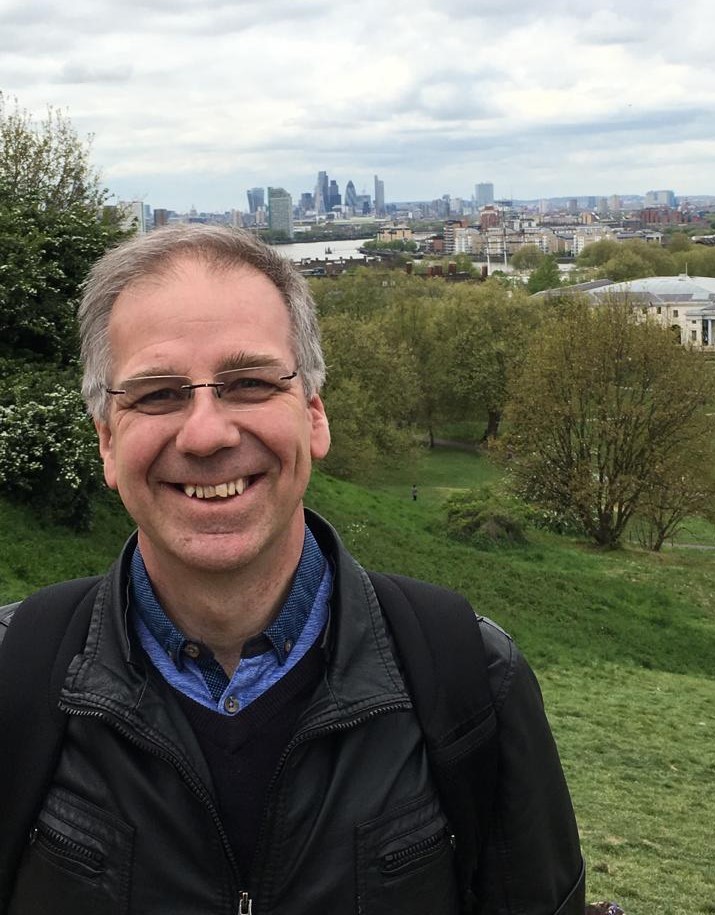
left=238, top=891, right=253, bottom=914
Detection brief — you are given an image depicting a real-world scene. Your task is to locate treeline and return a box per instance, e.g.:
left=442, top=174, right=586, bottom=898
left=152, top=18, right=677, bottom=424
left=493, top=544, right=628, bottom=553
left=312, top=268, right=715, bottom=549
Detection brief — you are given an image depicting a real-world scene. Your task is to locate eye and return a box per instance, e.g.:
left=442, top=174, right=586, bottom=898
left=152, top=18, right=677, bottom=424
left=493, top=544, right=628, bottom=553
left=221, top=375, right=276, bottom=402
left=128, top=382, right=186, bottom=413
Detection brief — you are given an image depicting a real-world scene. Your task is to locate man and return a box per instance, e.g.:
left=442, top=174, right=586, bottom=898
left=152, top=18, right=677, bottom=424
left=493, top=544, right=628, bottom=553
left=0, top=226, right=584, bottom=913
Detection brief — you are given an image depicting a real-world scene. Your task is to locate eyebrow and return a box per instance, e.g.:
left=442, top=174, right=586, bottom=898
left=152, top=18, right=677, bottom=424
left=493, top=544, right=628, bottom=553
left=121, top=352, right=287, bottom=380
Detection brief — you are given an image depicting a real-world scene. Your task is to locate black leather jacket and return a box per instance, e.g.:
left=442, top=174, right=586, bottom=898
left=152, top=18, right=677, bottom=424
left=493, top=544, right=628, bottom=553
left=5, top=513, right=584, bottom=914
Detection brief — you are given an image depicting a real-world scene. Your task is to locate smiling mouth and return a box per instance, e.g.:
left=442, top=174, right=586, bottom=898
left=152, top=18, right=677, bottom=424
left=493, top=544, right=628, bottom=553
left=179, top=475, right=257, bottom=499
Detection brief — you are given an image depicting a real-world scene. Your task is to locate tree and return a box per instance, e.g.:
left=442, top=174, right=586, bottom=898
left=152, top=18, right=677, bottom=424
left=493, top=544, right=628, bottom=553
left=505, top=295, right=715, bottom=548
left=511, top=244, right=545, bottom=272
left=0, top=95, right=126, bottom=363
left=319, top=313, right=421, bottom=478
left=526, top=254, right=561, bottom=294
left=0, top=93, right=104, bottom=209
left=432, top=282, right=536, bottom=441
left=0, top=95, right=126, bottom=529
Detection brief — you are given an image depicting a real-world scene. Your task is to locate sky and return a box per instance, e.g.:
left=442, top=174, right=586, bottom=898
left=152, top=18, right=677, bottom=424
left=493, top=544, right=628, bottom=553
left=1, top=0, right=713, bottom=212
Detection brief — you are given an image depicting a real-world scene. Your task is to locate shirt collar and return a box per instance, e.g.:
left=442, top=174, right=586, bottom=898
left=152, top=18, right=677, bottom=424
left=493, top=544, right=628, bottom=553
left=130, top=526, right=327, bottom=672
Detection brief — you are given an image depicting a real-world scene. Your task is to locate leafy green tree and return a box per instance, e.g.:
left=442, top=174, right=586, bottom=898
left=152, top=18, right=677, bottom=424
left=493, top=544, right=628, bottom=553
left=319, top=313, right=421, bottom=478
left=0, top=95, right=126, bottom=363
left=0, top=95, right=126, bottom=528
left=505, top=296, right=715, bottom=548
left=433, top=282, right=536, bottom=441
left=511, top=244, right=545, bottom=271
left=666, top=233, right=693, bottom=253
left=526, top=254, right=561, bottom=294
left=575, top=239, right=620, bottom=268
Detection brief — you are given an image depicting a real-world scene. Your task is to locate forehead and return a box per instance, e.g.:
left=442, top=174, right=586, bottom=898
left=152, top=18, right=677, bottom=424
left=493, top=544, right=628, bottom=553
left=108, top=257, right=294, bottom=374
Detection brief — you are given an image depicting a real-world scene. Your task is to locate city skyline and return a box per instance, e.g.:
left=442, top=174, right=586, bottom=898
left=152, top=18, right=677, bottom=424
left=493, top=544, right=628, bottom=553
left=1, top=0, right=713, bottom=211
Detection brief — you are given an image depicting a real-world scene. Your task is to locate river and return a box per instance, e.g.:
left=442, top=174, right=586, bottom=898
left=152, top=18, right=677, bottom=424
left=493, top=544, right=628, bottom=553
left=272, top=238, right=372, bottom=263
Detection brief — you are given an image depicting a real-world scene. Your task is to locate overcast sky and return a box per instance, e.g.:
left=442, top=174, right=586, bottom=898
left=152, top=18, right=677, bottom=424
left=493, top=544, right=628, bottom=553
left=1, top=0, right=713, bottom=212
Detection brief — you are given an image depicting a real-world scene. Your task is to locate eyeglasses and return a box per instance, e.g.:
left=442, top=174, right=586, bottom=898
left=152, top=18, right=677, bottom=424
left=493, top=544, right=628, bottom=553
left=106, top=366, right=299, bottom=415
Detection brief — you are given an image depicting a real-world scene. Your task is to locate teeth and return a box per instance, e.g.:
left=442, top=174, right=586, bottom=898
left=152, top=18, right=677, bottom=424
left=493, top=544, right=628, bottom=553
left=183, top=477, right=248, bottom=499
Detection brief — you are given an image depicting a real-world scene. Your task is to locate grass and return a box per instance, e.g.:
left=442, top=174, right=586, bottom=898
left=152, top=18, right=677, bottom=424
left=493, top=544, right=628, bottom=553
left=2, top=448, right=714, bottom=914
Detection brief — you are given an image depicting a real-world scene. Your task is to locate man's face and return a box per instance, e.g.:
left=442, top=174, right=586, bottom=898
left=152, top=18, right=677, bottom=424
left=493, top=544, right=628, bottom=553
left=95, top=257, right=330, bottom=580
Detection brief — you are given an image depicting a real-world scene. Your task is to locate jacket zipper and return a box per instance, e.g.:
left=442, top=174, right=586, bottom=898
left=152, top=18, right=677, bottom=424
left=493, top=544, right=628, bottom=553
left=381, top=828, right=447, bottom=874
left=250, top=701, right=412, bottom=900
left=59, top=702, right=251, bottom=914
left=31, top=821, right=104, bottom=874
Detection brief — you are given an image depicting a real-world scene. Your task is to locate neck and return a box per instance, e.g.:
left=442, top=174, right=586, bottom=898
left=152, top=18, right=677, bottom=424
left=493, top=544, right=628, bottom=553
left=138, top=525, right=306, bottom=673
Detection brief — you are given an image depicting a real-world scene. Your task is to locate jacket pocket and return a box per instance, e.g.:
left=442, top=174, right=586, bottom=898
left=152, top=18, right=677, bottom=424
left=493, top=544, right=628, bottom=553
left=9, top=786, right=134, bottom=915
left=356, top=793, right=460, bottom=915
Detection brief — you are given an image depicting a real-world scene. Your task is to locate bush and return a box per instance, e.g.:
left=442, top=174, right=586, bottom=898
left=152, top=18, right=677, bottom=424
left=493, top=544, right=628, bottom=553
left=444, top=485, right=528, bottom=549
left=0, top=382, right=101, bottom=530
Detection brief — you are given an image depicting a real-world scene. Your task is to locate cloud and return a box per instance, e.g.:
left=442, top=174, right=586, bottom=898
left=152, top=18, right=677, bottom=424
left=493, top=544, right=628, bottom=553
left=0, top=0, right=712, bottom=208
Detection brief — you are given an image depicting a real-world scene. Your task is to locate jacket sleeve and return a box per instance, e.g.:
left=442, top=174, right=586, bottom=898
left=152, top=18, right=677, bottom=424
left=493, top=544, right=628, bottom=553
left=474, top=618, right=585, bottom=915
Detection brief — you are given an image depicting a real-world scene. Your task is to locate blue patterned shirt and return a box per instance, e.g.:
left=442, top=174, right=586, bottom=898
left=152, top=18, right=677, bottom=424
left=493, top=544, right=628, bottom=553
left=130, top=526, right=331, bottom=716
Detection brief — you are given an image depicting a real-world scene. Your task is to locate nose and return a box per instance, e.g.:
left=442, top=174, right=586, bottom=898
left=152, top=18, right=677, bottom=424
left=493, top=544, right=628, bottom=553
left=173, top=387, right=242, bottom=456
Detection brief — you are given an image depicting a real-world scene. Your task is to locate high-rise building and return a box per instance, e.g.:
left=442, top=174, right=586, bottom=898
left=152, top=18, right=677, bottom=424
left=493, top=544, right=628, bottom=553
left=246, top=187, right=264, bottom=214
left=315, top=171, right=329, bottom=215
left=475, top=182, right=494, bottom=208
left=328, top=179, right=341, bottom=210
left=344, top=180, right=357, bottom=212
left=267, top=187, right=293, bottom=239
left=374, top=175, right=385, bottom=216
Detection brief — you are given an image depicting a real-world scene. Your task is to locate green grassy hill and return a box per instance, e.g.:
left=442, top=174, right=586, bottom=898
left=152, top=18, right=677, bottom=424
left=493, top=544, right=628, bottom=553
left=1, top=450, right=713, bottom=915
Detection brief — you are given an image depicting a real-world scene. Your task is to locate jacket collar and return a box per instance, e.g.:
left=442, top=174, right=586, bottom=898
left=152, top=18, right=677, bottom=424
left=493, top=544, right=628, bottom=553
left=62, top=511, right=409, bottom=727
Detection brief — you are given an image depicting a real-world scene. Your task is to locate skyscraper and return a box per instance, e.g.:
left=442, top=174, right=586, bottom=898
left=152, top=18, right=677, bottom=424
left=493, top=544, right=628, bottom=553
left=374, top=174, right=385, bottom=216
left=246, top=187, right=265, bottom=214
left=475, top=183, right=494, bottom=208
left=315, top=171, right=329, bottom=215
left=328, top=179, right=341, bottom=210
left=344, top=180, right=357, bottom=212
left=267, top=187, right=293, bottom=239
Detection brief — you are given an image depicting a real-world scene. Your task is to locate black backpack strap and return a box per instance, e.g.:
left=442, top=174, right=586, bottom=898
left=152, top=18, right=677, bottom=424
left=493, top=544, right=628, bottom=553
left=368, top=571, right=498, bottom=913
left=0, top=576, right=101, bottom=909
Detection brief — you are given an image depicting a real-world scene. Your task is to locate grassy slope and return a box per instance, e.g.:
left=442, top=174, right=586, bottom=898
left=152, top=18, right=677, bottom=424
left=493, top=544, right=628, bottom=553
left=1, top=450, right=713, bottom=914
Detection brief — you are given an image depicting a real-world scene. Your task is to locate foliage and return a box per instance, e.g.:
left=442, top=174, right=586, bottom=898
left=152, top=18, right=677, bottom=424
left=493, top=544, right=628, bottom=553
left=504, top=295, right=715, bottom=548
left=526, top=254, right=562, bottom=293
left=0, top=93, right=104, bottom=209
left=0, top=94, right=126, bottom=364
left=630, top=443, right=715, bottom=551
left=433, top=282, right=538, bottom=440
left=443, top=484, right=528, bottom=549
left=362, top=238, right=418, bottom=253
left=0, top=379, right=102, bottom=530
left=511, top=244, right=545, bottom=271
left=319, top=313, right=421, bottom=478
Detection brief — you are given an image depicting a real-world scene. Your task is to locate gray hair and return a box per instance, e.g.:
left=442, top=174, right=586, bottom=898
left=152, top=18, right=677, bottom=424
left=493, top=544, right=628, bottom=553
left=78, top=224, right=326, bottom=420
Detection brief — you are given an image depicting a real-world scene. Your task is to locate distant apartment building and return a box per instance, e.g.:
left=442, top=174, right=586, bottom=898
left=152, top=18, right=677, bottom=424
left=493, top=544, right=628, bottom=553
left=475, top=182, right=494, bottom=208
left=374, top=175, right=386, bottom=216
left=120, top=200, right=147, bottom=234
left=644, top=189, right=676, bottom=207
left=572, top=227, right=614, bottom=256
left=153, top=208, right=170, bottom=229
left=267, top=187, right=293, bottom=238
left=480, top=207, right=500, bottom=230
left=246, top=187, right=265, bottom=214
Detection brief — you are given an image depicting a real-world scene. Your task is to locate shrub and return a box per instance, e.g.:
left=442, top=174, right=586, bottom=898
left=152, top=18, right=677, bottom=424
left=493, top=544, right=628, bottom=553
left=444, top=485, right=528, bottom=549
left=0, top=382, right=101, bottom=530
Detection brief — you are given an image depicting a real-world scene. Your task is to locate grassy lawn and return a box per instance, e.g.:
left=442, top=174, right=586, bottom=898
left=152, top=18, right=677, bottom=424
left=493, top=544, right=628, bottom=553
left=2, top=446, right=713, bottom=914
left=307, top=450, right=715, bottom=915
